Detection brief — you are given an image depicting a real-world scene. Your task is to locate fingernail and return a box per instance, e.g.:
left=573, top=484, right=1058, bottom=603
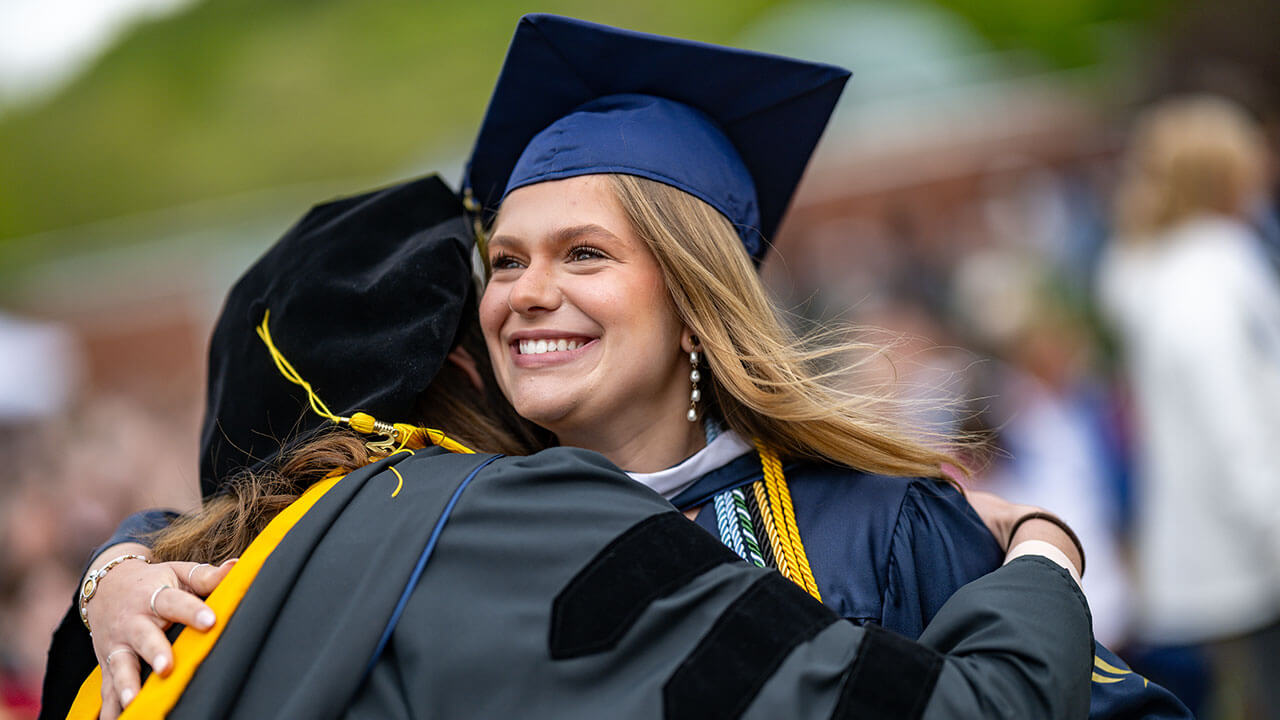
left=223, top=558, right=239, bottom=567
left=153, top=655, right=170, bottom=674
left=121, top=689, right=135, bottom=706
left=197, top=609, right=216, bottom=629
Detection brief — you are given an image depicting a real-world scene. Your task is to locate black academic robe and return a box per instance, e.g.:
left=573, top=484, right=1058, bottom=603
left=673, top=451, right=1194, bottom=720
left=45, top=446, right=1091, bottom=719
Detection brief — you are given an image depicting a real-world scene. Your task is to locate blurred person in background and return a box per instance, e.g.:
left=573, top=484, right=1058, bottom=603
left=1098, top=95, right=1280, bottom=718
left=0, top=313, right=196, bottom=718
left=952, top=252, right=1134, bottom=650
left=0, top=399, right=198, bottom=720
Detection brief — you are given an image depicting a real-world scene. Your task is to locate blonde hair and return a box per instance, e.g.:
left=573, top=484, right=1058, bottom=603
left=609, top=174, right=963, bottom=480
left=1116, top=95, right=1269, bottom=238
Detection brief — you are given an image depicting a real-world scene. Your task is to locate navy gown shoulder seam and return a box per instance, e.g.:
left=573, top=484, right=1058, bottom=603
left=877, top=479, right=922, bottom=622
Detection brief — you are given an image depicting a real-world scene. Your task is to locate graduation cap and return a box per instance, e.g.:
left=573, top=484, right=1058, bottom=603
left=463, top=14, right=850, bottom=261
left=198, top=175, right=474, bottom=497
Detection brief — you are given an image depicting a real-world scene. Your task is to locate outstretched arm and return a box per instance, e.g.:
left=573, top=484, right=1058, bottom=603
left=919, top=556, right=1092, bottom=720
left=745, top=554, right=1092, bottom=720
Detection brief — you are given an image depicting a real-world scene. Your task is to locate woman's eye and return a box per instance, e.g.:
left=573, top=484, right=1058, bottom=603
left=489, top=253, right=523, bottom=270
left=568, top=245, right=607, bottom=262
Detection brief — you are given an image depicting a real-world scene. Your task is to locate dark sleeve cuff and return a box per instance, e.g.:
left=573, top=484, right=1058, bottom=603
left=81, top=508, right=179, bottom=577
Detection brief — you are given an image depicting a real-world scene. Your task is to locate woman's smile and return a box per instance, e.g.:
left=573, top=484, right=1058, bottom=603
left=516, top=338, right=586, bottom=355
left=509, top=333, right=599, bottom=367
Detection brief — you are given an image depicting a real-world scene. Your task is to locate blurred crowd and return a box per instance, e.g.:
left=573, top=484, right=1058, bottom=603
left=0, top=394, right=198, bottom=718
left=763, top=88, right=1280, bottom=718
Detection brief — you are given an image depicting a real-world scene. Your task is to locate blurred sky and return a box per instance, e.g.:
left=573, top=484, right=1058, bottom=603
left=0, top=0, right=195, bottom=105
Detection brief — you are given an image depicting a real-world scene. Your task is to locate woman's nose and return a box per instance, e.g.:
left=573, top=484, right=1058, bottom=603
left=507, top=263, right=561, bottom=315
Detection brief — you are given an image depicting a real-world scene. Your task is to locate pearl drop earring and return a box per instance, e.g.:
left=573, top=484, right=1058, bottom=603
left=687, top=344, right=702, bottom=423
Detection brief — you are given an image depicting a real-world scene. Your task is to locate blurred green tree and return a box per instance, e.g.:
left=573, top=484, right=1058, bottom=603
left=0, top=0, right=1182, bottom=262
left=0, top=0, right=779, bottom=247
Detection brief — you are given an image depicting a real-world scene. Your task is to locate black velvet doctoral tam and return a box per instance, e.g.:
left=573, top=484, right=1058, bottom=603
left=198, top=175, right=474, bottom=497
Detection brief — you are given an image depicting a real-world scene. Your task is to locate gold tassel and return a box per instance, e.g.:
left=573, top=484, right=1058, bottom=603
left=256, top=310, right=475, bottom=456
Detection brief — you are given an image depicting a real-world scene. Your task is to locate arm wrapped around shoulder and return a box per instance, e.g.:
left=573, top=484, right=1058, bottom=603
left=918, top=555, right=1093, bottom=720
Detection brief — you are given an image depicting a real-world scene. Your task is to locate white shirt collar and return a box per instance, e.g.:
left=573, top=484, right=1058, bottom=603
left=625, top=430, right=753, bottom=500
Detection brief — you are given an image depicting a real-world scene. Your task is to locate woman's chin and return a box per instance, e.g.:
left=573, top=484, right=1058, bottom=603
left=511, top=399, right=577, bottom=436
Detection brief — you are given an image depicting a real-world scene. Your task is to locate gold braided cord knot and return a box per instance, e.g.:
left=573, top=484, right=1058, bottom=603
left=256, top=310, right=475, bottom=456
left=754, top=440, right=822, bottom=602
left=399, top=425, right=476, bottom=455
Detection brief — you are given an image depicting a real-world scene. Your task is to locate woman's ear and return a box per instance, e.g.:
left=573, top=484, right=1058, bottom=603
left=446, top=345, right=485, bottom=392
left=680, top=330, right=701, bottom=354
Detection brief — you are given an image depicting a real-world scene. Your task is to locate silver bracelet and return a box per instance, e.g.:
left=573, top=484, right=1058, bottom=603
left=79, top=553, right=149, bottom=632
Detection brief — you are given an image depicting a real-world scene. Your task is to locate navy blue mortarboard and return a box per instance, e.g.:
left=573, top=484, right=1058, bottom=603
left=199, top=175, right=473, bottom=497
left=463, top=14, right=850, bottom=260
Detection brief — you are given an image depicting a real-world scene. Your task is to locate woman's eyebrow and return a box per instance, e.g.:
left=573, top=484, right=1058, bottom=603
left=488, top=234, right=519, bottom=250
left=489, top=224, right=619, bottom=250
left=554, top=224, right=618, bottom=244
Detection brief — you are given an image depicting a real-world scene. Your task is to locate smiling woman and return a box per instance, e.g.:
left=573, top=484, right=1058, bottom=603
left=482, top=175, right=697, bottom=472
left=460, top=13, right=1013, bottom=627
left=460, top=14, right=1188, bottom=720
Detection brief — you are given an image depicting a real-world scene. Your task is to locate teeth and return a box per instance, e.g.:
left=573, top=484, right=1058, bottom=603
left=518, top=338, right=586, bottom=355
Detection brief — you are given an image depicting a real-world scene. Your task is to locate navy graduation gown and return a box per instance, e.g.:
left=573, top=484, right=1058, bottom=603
left=671, top=451, right=1193, bottom=720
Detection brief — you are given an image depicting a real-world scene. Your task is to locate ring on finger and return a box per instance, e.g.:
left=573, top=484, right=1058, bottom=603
left=149, top=584, right=172, bottom=619
left=105, top=647, right=133, bottom=667
left=187, top=563, right=209, bottom=585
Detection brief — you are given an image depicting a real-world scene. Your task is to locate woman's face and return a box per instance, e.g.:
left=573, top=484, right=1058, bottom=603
left=479, top=175, right=691, bottom=446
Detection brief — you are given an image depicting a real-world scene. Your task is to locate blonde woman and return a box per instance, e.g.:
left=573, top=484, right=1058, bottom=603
left=467, top=14, right=1185, bottom=720
left=1099, top=95, right=1280, bottom=715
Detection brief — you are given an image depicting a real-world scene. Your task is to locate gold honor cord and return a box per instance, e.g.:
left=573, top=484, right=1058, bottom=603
left=256, top=310, right=475, bottom=456
left=753, top=441, right=823, bottom=602
left=751, top=480, right=792, bottom=580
